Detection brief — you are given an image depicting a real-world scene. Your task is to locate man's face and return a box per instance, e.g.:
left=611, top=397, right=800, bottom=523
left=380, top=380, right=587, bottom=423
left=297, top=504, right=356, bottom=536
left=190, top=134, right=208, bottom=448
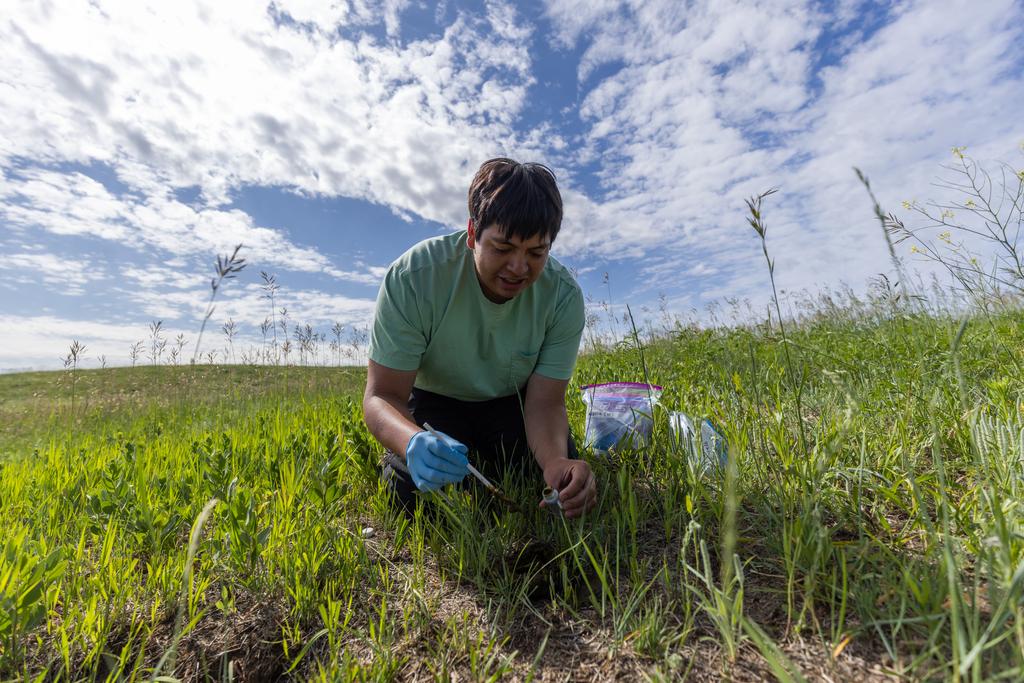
left=467, top=221, right=551, bottom=303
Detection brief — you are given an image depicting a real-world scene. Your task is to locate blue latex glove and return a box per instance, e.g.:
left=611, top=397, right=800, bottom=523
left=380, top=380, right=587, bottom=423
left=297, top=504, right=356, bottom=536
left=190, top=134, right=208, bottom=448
left=405, top=429, right=469, bottom=491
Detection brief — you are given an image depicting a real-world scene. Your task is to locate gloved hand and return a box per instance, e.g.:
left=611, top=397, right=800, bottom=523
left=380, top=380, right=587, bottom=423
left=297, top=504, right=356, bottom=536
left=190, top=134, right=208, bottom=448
left=405, top=429, right=469, bottom=491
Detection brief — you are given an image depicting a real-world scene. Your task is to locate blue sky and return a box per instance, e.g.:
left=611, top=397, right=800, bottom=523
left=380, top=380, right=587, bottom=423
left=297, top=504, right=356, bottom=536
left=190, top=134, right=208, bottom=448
left=1, top=0, right=1022, bottom=370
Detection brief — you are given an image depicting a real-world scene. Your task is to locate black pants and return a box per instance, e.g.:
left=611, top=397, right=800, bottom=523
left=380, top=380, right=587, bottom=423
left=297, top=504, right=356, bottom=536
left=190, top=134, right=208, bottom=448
left=380, top=386, right=579, bottom=514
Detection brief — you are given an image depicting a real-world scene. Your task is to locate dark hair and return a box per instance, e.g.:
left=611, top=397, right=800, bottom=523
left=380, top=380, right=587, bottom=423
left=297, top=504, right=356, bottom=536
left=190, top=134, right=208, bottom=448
left=468, top=158, right=563, bottom=243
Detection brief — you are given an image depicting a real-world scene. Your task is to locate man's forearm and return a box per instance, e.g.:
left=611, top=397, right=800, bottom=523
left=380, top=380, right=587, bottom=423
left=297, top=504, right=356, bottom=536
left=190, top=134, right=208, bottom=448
left=363, top=394, right=421, bottom=458
left=524, top=398, right=570, bottom=470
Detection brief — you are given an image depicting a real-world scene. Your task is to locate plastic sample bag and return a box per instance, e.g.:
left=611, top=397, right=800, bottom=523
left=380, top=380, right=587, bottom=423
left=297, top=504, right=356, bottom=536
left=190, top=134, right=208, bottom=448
left=581, top=382, right=662, bottom=454
left=668, top=411, right=728, bottom=472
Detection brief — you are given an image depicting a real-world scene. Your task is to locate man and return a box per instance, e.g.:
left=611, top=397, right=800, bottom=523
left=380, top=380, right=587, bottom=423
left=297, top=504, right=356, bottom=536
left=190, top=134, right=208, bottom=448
left=363, top=157, right=597, bottom=519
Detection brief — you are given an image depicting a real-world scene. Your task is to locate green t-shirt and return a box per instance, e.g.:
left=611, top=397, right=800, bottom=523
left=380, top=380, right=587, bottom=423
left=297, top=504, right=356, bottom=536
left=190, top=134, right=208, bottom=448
left=368, top=230, right=585, bottom=401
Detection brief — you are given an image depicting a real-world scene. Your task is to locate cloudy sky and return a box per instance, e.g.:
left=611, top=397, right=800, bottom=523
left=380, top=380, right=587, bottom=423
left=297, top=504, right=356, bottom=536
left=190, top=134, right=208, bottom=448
left=1, top=0, right=1022, bottom=370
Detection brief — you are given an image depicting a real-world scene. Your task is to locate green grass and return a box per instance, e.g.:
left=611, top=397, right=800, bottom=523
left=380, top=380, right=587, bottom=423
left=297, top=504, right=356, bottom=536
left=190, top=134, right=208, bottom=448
left=0, top=365, right=365, bottom=460
left=2, top=303, right=1023, bottom=681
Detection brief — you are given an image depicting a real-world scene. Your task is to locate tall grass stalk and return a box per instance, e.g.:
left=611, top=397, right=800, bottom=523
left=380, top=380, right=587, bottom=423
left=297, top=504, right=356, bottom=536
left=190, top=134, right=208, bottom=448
left=746, top=188, right=808, bottom=454
left=151, top=497, right=219, bottom=678
left=261, top=271, right=280, bottom=364
left=192, top=244, right=246, bottom=364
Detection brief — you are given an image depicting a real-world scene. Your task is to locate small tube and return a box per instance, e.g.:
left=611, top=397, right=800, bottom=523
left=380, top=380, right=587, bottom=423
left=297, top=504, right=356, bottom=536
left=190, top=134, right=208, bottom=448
left=541, top=486, right=561, bottom=511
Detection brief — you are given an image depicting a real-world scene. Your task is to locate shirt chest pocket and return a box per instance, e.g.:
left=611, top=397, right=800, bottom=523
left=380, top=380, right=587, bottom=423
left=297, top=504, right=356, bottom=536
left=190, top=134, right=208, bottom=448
left=508, top=349, right=540, bottom=392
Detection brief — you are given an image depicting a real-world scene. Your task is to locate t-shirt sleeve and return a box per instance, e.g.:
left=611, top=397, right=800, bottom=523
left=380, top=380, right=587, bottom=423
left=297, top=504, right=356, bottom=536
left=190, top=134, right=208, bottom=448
left=533, top=278, right=585, bottom=380
left=368, top=265, right=427, bottom=371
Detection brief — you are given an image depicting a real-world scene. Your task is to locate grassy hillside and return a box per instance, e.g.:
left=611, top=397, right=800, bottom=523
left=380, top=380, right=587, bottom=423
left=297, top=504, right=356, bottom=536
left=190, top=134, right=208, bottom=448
left=1, top=306, right=1023, bottom=680
left=0, top=365, right=366, bottom=460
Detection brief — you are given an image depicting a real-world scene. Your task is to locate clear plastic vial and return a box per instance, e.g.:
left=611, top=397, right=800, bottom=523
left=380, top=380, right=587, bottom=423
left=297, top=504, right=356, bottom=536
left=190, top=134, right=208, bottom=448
left=542, top=487, right=561, bottom=512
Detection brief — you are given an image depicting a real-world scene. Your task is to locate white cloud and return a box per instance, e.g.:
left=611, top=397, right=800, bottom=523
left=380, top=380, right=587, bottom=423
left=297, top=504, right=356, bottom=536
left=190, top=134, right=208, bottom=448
left=0, top=314, right=173, bottom=370
left=114, top=279, right=376, bottom=330
left=0, top=169, right=131, bottom=240
left=0, top=286, right=376, bottom=370
left=1, top=0, right=536, bottom=229
left=210, top=283, right=377, bottom=327
left=544, top=0, right=1024, bottom=299
left=0, top=251, right=105, bottom=295
left=0, top=167, right=383, bottom=283
left=272, top=0, right=358, bottom=29
left=382, top=0, right=411, bottom=38
left=120, top=264, right=198, bottom=290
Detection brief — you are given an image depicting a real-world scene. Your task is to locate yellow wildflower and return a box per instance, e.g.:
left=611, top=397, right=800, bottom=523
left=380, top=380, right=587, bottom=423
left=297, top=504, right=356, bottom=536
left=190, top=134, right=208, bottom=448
left=901, top=200, right=912, bottom=210
left=910, top=245, right=920, bottom=254
left=952, top=146, right=967, bottom=159
left=965, top=200, right=976, bottom=208
left=941, top=209, right=955, bottom=220
left=939, top=231, right=952, bottom=243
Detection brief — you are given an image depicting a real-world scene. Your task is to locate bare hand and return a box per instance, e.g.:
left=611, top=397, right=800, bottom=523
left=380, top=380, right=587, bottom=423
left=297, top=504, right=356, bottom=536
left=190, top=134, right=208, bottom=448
left=541, top=459, right=597, bottom=518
